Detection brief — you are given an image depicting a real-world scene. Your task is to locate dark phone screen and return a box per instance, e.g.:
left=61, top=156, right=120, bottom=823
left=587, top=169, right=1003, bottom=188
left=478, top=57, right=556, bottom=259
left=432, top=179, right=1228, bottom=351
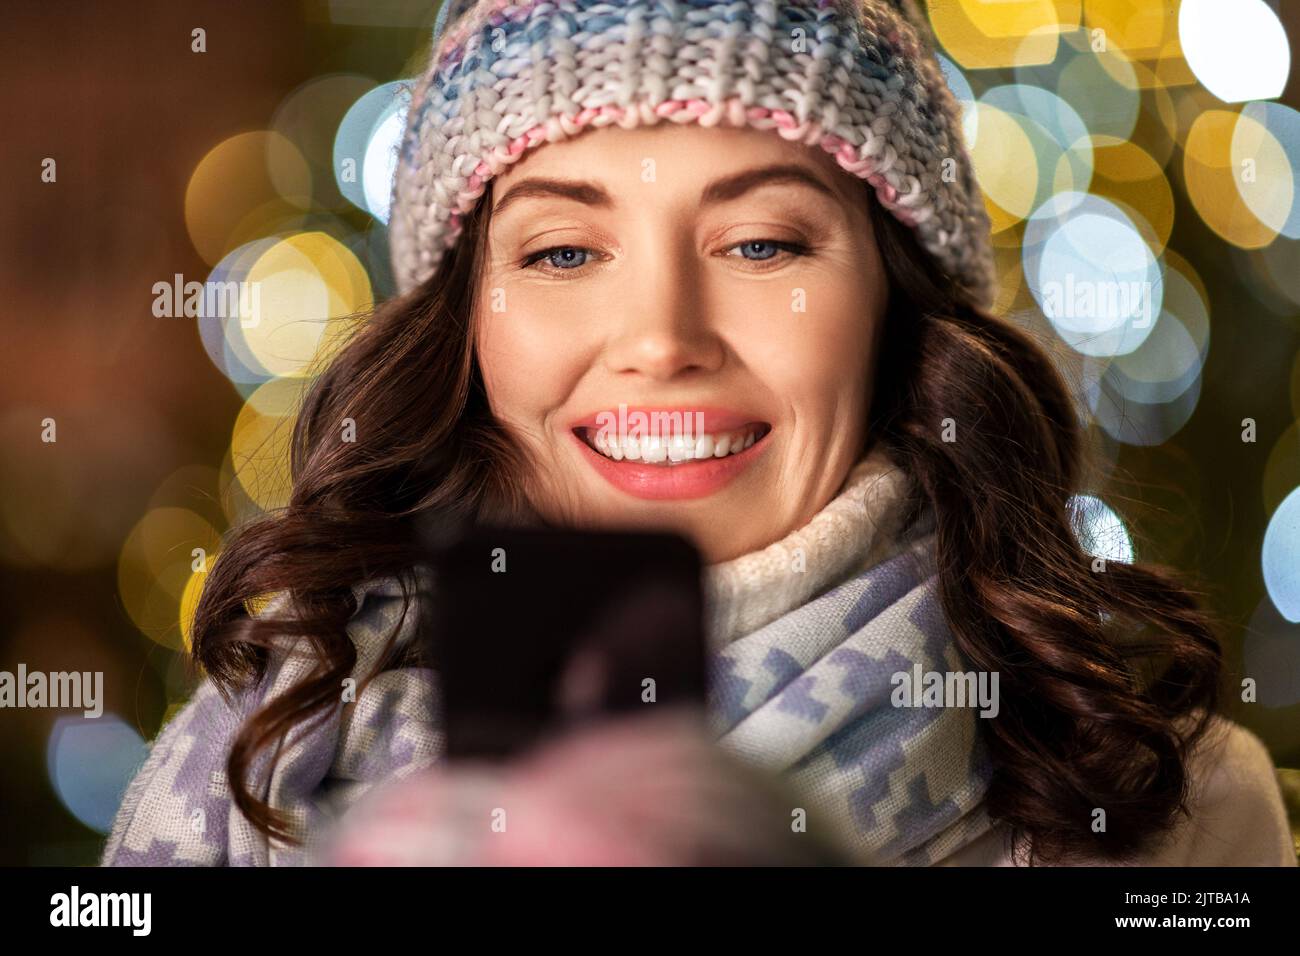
left=419, top=524, right=707, bottom=760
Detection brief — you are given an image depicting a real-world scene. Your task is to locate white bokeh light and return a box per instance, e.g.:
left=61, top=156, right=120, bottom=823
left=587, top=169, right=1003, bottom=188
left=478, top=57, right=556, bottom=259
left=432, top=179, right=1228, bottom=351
left=1068, top=494, right=1135, bottom=564
left=1263, top=485, right=1300, bottom=623
left=363, top=109, right=408, bottom=223
left=1023, top=193, right=1163, bottom=358
left=1180, top=0, right=1290, bottom=103
left=334, top=81, right=412, bottom=224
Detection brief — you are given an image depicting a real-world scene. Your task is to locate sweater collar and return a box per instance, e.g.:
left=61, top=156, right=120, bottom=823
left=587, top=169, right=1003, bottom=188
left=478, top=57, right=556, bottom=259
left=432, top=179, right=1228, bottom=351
left=701, top=443, right=920, bottom=650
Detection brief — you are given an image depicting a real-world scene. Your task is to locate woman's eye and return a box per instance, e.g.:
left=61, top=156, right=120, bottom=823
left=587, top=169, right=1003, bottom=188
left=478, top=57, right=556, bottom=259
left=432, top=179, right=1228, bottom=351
left=725, top=239, right=810, bottom=264
left=522, top=246, right=593, bottom=273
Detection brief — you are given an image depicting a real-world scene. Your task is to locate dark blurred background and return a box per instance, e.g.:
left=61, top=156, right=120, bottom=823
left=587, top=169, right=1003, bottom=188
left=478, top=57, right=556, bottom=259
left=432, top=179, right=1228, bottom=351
left=1, top=0, right=1298, bottom=865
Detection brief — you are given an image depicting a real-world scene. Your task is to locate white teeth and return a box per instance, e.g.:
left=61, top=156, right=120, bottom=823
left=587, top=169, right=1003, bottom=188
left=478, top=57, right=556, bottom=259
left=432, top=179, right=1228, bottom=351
left=586, top=426, right=765, bottom=465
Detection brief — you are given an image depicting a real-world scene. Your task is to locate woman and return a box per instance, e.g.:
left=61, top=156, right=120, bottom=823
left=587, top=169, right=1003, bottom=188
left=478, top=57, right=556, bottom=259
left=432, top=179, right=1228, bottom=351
left=103, top=0, right=1294, bottom=866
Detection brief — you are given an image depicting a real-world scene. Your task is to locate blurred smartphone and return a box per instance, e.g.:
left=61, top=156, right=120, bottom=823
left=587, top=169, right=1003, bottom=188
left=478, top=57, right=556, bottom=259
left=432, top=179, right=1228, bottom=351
left=417, top=524, right=707, bottom=760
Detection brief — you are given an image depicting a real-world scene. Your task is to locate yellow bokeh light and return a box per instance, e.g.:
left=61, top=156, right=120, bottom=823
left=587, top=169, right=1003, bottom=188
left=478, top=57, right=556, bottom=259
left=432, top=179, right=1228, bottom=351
left=1184, top=110, right=1278, bottom=249
left=239, top=231, right=370, bottom=378
left=958, top=0, right=1076, bottom=37
left=117, top=507, right=221, bottom=650
left=1083, top=0, right=1174, bottom=60
left=178, top=551, right=218, bottom=653
left=1171, top=85, right=1224, bottom=149
left=1150, top=38, right=1198, bottom=89
left=929, top=1, right=1078, bottom=69
left=185, top=131, right=313, bottom=266
left=993, top=244, right=1025, bottom=315
left=970, top=103, right=1040, bottom=233
left=1231, top=112, right=1296, bottom=239
left=230, top=378, right=303, bottom=513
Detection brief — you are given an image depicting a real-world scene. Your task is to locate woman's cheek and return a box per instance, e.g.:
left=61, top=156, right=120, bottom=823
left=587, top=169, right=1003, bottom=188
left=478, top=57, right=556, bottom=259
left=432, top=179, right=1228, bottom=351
left=479, top=306, right=578, bottom=416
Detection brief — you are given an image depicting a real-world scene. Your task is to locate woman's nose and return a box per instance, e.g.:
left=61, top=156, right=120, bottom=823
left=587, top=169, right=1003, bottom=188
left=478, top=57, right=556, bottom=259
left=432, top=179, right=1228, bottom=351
left=600, top=248, right=727, bottom=381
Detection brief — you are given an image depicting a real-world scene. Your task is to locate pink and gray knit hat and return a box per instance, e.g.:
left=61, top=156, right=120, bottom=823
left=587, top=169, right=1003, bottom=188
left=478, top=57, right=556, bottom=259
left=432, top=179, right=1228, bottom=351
left=389, top=0, right=997, bottom=310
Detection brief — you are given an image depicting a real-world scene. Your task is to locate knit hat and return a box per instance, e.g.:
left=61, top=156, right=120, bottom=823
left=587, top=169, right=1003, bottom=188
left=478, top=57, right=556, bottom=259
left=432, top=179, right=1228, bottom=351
left=389, top=0, right=997, bottom=311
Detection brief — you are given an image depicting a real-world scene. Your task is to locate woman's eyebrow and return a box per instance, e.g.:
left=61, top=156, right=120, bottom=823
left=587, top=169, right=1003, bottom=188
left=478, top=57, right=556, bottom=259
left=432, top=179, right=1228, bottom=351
left=493, top=178, right=613, bottom=217
left=491, top=163, right=840, bottom=218
left=699, top=163, right=839, bottom=206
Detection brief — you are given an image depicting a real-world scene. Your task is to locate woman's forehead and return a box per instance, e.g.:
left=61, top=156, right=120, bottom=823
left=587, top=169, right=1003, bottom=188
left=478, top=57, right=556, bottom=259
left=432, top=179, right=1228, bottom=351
left=491, top=123, right=860, bottom=204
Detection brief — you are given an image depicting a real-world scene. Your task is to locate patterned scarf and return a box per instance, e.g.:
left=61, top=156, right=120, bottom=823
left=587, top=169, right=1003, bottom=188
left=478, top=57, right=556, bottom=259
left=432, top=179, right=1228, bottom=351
left=700, top=447, right=995, bottom=864
left=707, top=538, right=996, bottom=864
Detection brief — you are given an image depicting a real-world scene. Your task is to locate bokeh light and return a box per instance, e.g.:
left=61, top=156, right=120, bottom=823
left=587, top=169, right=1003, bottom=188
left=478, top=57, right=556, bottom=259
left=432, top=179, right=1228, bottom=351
left=229, top=377, right=308, bottom=513
left=1234, top=102, right=1300, bottom=241
left=1089, top=361, right=1202, bottom=447
left=929, top=1, right=1076, bottom=70
left=1068, top=493, right=1135, bottom=564
left=979, top=84, right=1095, bottom=214
left=1185, top=110, right=1281, bottom=249
left=239, top=231, right=371, bottom=378
left=117, top=507, right=222, bottom=649
left=1084, top=0, right=1176, bottom=60
left=1088, top=137, right=1173, bottom=254
left=937, top=54, right=979, bottom=144
left=969, top=102, right=1040, bottom=232
left=271, top=73, right=378, bottom=211
left=333, top=81, right=412, bottom=223
left=1023, top=192, right=1163, bottom=357
left=1179, top=0, right=1290, bottom=104
left=47, top=715, right=148, bottom=834
left=1263, top=485, right=1300, bottom=623
left=185, top=131, right=313, bottom=266
left=1057, top=43, right=1140, bottom=142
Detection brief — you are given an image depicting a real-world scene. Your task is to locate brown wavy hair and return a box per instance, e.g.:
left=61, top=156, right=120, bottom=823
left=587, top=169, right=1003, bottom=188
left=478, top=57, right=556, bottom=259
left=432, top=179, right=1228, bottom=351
left=191, top=177, right=1224, bottom=865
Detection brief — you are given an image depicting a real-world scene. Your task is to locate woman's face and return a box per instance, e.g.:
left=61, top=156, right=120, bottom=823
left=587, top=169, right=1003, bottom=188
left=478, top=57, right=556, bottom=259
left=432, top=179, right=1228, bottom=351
left=474, top=124, right=889, bottom=563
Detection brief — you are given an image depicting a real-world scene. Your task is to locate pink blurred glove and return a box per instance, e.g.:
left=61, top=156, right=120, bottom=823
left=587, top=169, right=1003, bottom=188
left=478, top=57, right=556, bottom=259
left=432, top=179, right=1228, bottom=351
left=318, top=706, right=854, bottom=866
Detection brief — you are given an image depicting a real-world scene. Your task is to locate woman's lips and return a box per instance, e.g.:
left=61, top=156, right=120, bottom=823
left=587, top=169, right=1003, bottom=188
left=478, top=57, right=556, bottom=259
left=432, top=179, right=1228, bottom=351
left=570, top=422, right=772, bottom=501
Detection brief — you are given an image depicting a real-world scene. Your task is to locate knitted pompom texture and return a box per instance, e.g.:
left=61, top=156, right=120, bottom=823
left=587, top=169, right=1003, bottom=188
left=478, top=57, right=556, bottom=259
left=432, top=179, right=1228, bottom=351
left=390, top=0, right=997, bottom=311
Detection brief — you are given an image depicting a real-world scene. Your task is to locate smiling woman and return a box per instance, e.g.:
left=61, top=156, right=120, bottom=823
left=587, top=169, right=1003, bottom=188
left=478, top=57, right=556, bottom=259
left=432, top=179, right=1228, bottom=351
left=101, top=0, right=1294, bottom=868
